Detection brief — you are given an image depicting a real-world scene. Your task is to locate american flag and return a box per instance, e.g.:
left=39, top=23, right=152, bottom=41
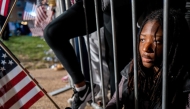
left=0, top=43, right=44, bottom=109
left=34, top=5, right=48, bottom=28
left=0, top=0, right=10, bottom=17
left=23, top=2, right=36, bottom=20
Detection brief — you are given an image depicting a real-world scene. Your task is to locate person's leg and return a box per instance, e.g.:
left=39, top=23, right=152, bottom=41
left=44, top=2, right=85, bottom=85
left=44, top=1, right=103, bottom=85
left=43, top=0, right=103, bottom=108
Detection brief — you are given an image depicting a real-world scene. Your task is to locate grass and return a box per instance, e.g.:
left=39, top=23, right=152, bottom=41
left=2, top=36, right=55, bottom=69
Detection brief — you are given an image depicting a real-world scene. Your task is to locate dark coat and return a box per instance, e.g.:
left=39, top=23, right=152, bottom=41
left=106, top=61, right=190, bottom=109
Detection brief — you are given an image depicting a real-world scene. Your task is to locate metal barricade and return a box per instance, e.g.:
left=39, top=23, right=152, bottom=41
left=85, top=0, right=170, bottom=109
left=51, top=0, right=172, bottom=109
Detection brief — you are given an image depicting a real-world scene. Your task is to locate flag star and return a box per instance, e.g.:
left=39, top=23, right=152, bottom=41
left=2, top=53, right=7, bottom=58
left=0, top=67, right=6, bottom=71
left=1, top=60, right=6, bottom=65
left=8, top=60, right=14, bottom=65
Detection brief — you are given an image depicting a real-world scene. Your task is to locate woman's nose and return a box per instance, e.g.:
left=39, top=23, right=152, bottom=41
left=143, top=42, right=153, bottom=53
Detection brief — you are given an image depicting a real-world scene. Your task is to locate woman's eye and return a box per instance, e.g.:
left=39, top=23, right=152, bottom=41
left=140, top=39, right=145, bottom=42
left=154, top=40, right=162, bottom=44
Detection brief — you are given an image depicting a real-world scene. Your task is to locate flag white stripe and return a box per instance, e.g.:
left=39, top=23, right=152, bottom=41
left=9, top=86, right=41, bottom=109
left=1, top=0, right=6, bottom=16
left=0, top=66, right=22, bottom=88
left=0, top=76, right=31, bottom=105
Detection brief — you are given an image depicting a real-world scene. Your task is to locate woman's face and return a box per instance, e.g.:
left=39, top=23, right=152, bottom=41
left=139, top=20, right=163, bottom=68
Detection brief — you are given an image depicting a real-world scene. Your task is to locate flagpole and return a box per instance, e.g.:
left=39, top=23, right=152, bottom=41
left=0, top=0, right=16, bottom=37
left=0, top=0, right=61, bottom=108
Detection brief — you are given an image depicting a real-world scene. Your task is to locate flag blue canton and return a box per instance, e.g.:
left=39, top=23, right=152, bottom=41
left=0, top=46, right=17, bottom=79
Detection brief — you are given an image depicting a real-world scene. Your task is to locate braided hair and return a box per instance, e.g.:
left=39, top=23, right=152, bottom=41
left=127, top=8, right=190, bottom=108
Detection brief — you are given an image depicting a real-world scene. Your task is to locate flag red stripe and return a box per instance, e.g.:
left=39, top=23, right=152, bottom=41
left=38, top=6, right=47, bottom=19
left=36, top=15, right=42, bottom=23
left=4, top=0, right=10, bottom=16
left=36, top=10, right=45, bottom=22
left=35, top=6, right=47, bottom=26
left=20, top=91, right=44, bottom=109
left=36, top=8, right=43, bottom=21
left=0, top=0, right=2, bottom=13
left=0, top=71, right=26, bottom=97
left=0, top=81, right=36, bottom=109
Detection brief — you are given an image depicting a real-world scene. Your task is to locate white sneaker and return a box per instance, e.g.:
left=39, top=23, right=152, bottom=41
left=67, top=82, right=100, bottom=109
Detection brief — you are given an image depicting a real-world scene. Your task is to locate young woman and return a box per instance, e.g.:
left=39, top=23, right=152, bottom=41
left=106, top=8, right=190, bottom=109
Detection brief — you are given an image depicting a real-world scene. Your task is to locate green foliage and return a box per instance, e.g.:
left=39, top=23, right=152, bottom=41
left=2, top=36, right=50, bottom=62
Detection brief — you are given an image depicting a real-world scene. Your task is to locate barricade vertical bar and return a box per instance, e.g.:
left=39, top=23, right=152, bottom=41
left=57, top=0, right=65, bottom=13
left=110, top=0, right=119, bottom=109
left=78, top=37, right=85, bottom=75
left=83, top=0, right=96, bottom=103
left=94, top=0, right=106, bottom=108
left=131, top=0, right=138, bottom=109
left=162, top=0, right=169, bottom=109
left=65, top=0, right=71, bottom=10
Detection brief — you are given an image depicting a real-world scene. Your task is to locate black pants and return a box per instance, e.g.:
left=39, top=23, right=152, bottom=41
left=44, top=0, right=103, bottom=84
left=44, top=0, right=136, bottom=97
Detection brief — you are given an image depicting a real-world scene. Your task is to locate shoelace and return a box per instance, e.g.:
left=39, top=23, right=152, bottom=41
left=71, top=87, right=77, bottom=98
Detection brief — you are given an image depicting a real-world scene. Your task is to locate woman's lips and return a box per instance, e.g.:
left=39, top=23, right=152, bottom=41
left=142, top=57, right=153, bottom=63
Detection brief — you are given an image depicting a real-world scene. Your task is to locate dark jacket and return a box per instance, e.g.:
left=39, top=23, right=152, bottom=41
left=106, top=61, right=190, bottom=109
